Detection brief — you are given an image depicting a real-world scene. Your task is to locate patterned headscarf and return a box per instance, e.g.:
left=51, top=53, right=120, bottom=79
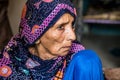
left=20, top=0, right=77, bottom=46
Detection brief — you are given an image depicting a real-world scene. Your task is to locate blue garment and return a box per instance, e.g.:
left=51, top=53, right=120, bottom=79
left=63, top=50, right=104, bottom=80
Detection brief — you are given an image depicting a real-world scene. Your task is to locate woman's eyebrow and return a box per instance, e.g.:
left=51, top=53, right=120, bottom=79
left=62, top=22, right=69, bottom=25
left=55, top=17, right=74, bottom=27
left=55, top=21, right=69, bottom=26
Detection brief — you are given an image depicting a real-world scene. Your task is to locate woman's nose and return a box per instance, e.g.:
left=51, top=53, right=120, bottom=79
left=66, top=27, right=76, bottom=41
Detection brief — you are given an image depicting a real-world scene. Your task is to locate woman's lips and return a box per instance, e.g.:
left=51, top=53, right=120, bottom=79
left=62, top=46, right=71, bottom=50
left=63, top=46, right=71, bottom=48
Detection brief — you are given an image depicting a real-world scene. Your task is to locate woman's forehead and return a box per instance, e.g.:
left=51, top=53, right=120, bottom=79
left=55, top=13, right=74, bottom=25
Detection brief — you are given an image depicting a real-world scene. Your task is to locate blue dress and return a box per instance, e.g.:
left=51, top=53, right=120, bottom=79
left=63, top=50, right=104, bottom=80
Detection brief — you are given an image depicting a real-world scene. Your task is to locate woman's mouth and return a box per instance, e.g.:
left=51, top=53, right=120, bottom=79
left=62, top=46, right=71, bottom=50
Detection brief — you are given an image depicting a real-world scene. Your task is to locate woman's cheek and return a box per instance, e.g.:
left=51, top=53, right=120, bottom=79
left=53, top=32, right=65, bottom=43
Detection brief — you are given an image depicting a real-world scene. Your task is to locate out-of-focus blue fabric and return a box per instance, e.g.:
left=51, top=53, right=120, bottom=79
left=63, top=50, right=104, bottom=80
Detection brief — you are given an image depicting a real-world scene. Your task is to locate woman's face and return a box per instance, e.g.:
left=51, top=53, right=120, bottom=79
left=36, top=13, right=76, bottom=60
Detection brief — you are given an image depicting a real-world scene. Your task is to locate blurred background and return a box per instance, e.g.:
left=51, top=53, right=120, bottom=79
left=0, top=0, right=120, bottom=69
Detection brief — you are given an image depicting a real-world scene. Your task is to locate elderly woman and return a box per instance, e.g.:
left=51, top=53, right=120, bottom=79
left=0, top=0, right=104, bottom=80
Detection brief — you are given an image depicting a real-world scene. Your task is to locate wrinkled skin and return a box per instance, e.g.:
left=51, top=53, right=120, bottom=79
left=35, top=13, right=76, bottom=60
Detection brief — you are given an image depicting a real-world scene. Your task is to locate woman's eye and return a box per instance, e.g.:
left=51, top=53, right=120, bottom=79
left=57, top=26, right=64, bottom=30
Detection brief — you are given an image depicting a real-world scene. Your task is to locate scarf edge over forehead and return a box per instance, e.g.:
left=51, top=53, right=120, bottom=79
left=19, top=0, right=77, bottom=46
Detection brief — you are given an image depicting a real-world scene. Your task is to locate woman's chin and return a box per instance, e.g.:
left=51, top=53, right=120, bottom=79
left=59, top=50, right=70, bottom=56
